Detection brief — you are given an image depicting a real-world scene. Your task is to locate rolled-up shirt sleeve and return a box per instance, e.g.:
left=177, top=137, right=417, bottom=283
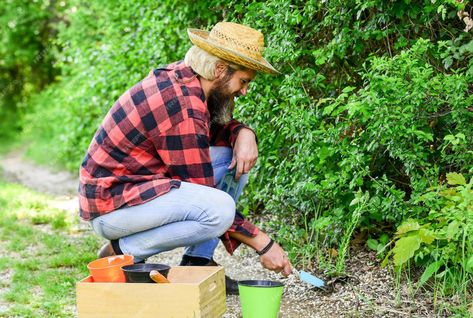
left=210, top=119, right=257, bottom=147
left=220, top=210, right=260, bottom=255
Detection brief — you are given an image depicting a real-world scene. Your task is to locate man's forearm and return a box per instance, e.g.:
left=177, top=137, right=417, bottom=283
left=229, top=230, right=271, bottom=252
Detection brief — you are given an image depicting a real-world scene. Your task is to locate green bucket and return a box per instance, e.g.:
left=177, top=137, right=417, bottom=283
left=238, top=280, right=284, bottom=318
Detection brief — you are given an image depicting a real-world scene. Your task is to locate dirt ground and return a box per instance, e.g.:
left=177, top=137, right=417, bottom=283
left=0, top=150, right=443, bottom=317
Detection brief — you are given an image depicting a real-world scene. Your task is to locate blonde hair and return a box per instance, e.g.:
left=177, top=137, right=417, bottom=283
left=184, top=45, right=244, bottom=80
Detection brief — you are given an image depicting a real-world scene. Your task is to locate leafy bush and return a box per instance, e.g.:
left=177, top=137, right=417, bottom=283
left=0, top=0, right=64, bottom=136
left=385, top=172, right=472, bottom=295
left=268, top=38, right=472, bottom=262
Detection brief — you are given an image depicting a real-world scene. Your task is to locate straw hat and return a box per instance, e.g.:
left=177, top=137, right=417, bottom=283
left=187, top=22, right=280, bottom=74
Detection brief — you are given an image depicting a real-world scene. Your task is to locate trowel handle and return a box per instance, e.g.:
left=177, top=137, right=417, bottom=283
left=149, top=270, right=170, bottom=283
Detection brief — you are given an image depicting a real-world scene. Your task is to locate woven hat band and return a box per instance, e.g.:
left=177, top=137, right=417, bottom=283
left=208, top=23, right=265, bottom=62
left=187, top=22, right=280, bottom=74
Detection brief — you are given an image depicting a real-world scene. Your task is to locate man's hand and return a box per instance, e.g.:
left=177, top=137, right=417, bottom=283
left=228, top=128, right=258, bottom=181
left=259, top=241, right=293, bottom=277
left=229, top=230, right=293, bottom=277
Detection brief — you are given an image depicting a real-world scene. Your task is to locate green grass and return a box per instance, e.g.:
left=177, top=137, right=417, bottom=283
left=0, top=181, right=99, bottom=317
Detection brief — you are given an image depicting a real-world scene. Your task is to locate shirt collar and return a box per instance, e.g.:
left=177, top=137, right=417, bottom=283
left=171, top=61, right=198, bottom=84
left=150, top=61, right=205, bottom=102
left=170, top=61, right=205, bottom=102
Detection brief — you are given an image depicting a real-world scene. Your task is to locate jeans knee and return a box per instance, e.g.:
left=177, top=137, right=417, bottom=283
left=210, top=191, right=235, bottom=236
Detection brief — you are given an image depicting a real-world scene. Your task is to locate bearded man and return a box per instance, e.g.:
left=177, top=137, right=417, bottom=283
left=78, top=22, right=292, bottom=294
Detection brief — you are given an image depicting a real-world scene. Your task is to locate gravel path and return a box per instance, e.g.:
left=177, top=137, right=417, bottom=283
left=0, top=149, right=441, bottom=317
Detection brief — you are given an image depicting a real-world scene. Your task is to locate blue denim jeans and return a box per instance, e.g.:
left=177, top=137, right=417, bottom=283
left=91, top=146, right=248, bottom=262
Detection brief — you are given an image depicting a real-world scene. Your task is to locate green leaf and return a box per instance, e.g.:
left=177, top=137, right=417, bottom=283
left=443, top=56, right=453, bottom=69
left=419, top=260, right=443, bottom=286
left=342, top=86, right=356, bottom=93
left=446, top=173, right=466, bottom=186
left=418, top=228, right=435, bottom=244
left=466, top=255, right=473, bottom=274
left=392, top=235, right=421, bottom=266
left=242, top=206, right=250, bottom=217
left=379, top=233, right=390, bottom=245
left=444, top=134, right=455, bottom=141
left=322, top=103, right=337, bottom=116
left=350, top=197, right=360, bottom=206
left=367, top=238, right=379, bottom=251
left=413, top=130, right=433, bottom=141
left=381, top=250, right=393, bottom=268
left=446, top=221, right=460, bottom=240
left=396, top=220, right=420, bottom=235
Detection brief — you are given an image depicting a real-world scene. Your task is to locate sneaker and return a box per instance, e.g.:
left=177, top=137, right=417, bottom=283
left=96, top=241, right=145, bottom=264
left=97, top=241, right=115, bottom=258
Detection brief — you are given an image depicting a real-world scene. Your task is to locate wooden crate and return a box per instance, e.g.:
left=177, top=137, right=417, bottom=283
left=76, top=266, right=226, bottom=318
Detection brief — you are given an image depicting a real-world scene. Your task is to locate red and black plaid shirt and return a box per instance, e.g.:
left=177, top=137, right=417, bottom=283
left=79, top=61, right=258, bottom=254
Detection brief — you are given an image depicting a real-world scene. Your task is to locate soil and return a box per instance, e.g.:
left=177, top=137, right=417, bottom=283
left=0, top=149, right=443, bottom=317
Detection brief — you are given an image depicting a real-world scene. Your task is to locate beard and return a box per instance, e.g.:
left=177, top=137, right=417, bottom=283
left=207, top=76, right=235, bottom=126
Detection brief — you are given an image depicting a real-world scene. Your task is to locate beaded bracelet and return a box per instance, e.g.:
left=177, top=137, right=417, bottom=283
left=256, top=239, right=274, bottom=256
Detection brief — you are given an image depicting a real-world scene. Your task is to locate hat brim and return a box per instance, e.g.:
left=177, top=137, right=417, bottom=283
left=187, top=28, right=281, bottom=75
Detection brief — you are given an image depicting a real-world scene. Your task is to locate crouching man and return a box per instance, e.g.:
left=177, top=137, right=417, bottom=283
left=78, top=22, right=292, bottom=295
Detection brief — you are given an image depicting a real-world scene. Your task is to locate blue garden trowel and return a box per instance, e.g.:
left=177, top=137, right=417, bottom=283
left=218, top=168, right=239, bottom=198
left=299, top=270, right=325, bottom=289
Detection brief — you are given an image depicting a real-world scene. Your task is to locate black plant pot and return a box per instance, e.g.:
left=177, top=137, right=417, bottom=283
left=121, top=263, right=170, bottom=283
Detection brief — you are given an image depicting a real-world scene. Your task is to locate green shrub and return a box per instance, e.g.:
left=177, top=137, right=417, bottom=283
left=268, top=39, right=472, bottom=261
left=0, top=0, right=64, bottom=136
left=385, top=172, right=472, bottom=296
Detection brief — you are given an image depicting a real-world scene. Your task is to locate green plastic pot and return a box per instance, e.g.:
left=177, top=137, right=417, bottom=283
left=238, top=280, right=284, bottom=318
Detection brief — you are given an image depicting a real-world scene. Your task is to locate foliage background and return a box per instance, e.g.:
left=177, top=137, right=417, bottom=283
left=1, top=0, right=472, bottom=311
